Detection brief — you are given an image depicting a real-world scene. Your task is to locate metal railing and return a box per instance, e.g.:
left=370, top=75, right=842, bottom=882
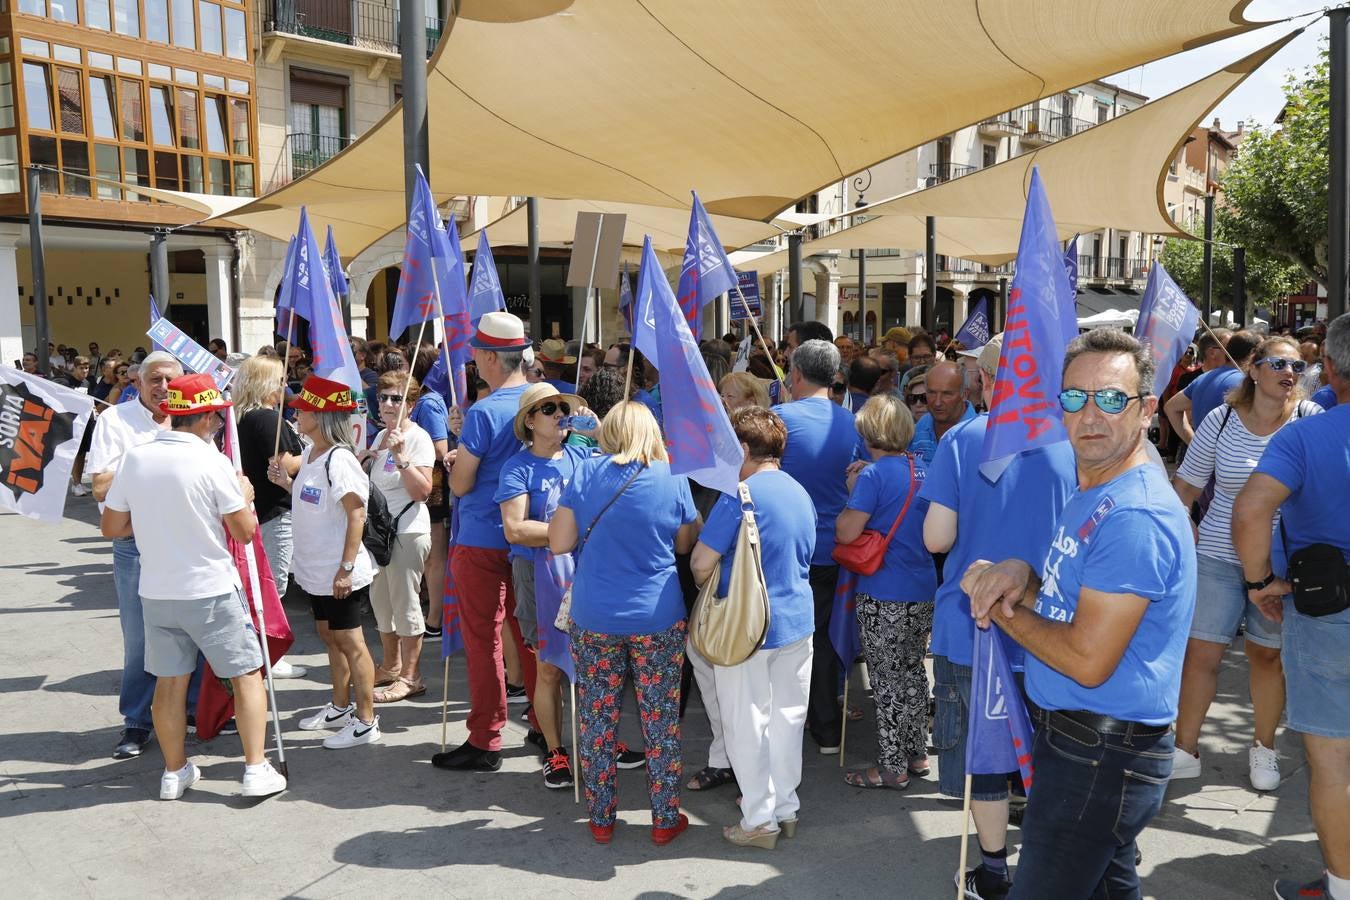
left=266, top=132, right=351, bottom=190
left=936, top=256, right=1014, bottom=276
left=1048, top=114, right=1096, bottom=139
left=1076, top=255, right=1150, bottom=280
left=259, top=0, right=442, bottom=56
left=926, top=162, right=975, bottom=187
left=979, top=114, right=1023, bottom=134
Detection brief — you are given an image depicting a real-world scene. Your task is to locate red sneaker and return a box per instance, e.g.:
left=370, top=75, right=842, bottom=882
left=651, top=813, right=689, bottom=846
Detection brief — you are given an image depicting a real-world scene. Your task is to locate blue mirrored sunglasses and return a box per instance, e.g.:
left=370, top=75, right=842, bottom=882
left=1058, top=388, right=1145, bottom=415
left=1255, top=357, right=1307, bottom=375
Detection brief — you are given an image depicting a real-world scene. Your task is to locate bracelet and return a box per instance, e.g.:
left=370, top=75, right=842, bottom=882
left=1243, top=571, right=1276, bottom=591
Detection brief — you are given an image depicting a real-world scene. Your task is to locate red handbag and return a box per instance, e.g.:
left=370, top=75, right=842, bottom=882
left=831, top=454, right=918, bottom=576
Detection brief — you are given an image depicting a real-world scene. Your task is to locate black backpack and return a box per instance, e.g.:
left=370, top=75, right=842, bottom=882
left=324, top=448, right=413, bottom=568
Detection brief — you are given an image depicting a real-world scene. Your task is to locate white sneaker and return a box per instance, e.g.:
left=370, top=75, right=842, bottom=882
left=1248, top=741, right=1281, bottom=791
left=1170, top=746, right=1201, bottom=779
left=159, top=761, right=201, bottom=800
left=298, top=703, right=354, bottom=731
left=324, top=716, right=381, bottom=749
left=241, top=761, right=287, bottom=797
left=269, top=659, right=307, bottom=679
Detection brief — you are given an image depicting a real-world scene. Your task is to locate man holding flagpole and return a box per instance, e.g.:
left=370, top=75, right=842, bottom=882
left=964, top=329, right=1195, bottom=899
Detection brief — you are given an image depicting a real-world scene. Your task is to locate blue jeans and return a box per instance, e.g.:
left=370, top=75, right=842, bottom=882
left=259, top=512, right=293, bottom=597
left=1010, top=718, right=1173, bottom=900
left=932, top=655, right=1014, bottom=800
left=114, top=538, right=201, bottom=731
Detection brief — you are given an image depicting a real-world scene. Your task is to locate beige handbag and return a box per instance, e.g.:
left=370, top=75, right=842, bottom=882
left=690, top=482, right=771, bottom=667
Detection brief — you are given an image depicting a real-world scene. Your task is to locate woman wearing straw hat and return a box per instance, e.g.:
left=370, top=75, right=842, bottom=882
left=268, top=375, right=381, bottom=750
left=495, top=383, right=595, bottom=789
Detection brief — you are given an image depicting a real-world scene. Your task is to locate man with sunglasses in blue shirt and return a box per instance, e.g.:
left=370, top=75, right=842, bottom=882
left=963, top=328, right=1196, bottom=899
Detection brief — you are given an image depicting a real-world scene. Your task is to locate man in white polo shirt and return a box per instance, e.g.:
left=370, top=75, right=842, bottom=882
left=102, top=374, right=285, bottom=800
left=87, top=350, right=182, bottom=759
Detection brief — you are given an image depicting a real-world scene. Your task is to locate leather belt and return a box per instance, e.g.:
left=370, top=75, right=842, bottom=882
left=1036, top=707, right=1169, bottom=740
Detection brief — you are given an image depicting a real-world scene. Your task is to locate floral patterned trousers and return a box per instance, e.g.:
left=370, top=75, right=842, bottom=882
left=856, top=595, right=934, bottom=772
left=570, top=620, right=686, bottom=828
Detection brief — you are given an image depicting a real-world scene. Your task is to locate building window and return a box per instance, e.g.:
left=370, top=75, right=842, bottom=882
left=49, top=0, right=78, bottom=22
left=208, top=156, right=229, bottom=194
left=89, top=75, right=118, bottom=139
left=114, top=0, right=140, bottom=37
left=232, top=160, right=252, bottom=196
left=223, top=6, right=246, bottom=59
left=1097, top=103, right=1109, bottom=124
left=123, top=146, right=149, bottom=192
left=118, top=78, right=145, bottom=141
left=23, top=62, right=53, bottom=132
left=87, top=0, right=112, bottom=30
left=199, top=1, right=222, bottom=54
left=19, top=0, right=45, bottom=16
left=171, top=0, right=195, bottom=49
left=94, top=143, right=121, bottom=198
left=229, top=96, right=248, bottom=154
left=146, top=0, right=169, bottom=42
left=61, top=139, right=90, bottom=195
left=150, top=84, right=175, bottom=147
left=289, top=68, right=347, bottom=178
left=57, top=66, right=84, bottom=134
left=0, top=135, right=20, bottom=194
left=181, top=153, right=203, bottom=191
left=204, top=93, right=226, bottom=153
left=982, top=144, right=996, bottom=168
left=29, top=135, right=58, bottom=192
left=177, top=87, right=199, bottom=149
left=0, top=62, right=14, bottom=129
left=154, top=150, right=177, bottom=188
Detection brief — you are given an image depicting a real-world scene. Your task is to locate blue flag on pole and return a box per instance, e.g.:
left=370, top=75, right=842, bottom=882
left=148, top=294, right=166, bottom=351
left=618, top=262, right=635, bottom=335
left=644, top=236, right=741, bottom=495
left=954, top=296, right=992, bottom=350
left=980, top=168, right=1077, bottom=481
left=291, top=209, right=362, bottom=398
left=966, top=625, right=1035, bottom=795
left=441, top=504, right=465, bottom=658
left=828, top=568, right=861, bottom=670
left=323, top=226, right=348, bottom=299
left=1135, top=262, right=1200, bottom=399
left=1064, top=234, right=1080, bottom=295
left=273, top=236, right=300, bottom=338
left=467, top=231, right=506, bottom=327
left=533, top=551, right=576, bottom=680
left=630, top=245, right=661, bottom=364
left=391, top=170, right=457, bottom=340
left=677, top=191, right=738, bottom=342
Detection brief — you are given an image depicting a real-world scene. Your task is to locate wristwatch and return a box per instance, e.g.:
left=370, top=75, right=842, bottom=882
left=396, top=460, right=411, bottom=470
left=339, top=561, right=355, bottom=573
left=1243, top=571, right=1275, bottom=591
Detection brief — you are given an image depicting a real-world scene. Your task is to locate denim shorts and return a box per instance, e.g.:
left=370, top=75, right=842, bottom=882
left=1188, top=553, right=1282, bottom=649
left=1282, top=599, right=1350, bottom=738
left=142, top=588, right=263, bottom=679
left=932, top=655, right=1013, bottom=801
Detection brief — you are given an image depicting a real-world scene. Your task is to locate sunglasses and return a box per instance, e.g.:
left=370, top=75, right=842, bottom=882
left=1058, top=389, right=1146, bottom=415
left=377, top=393, right=405, bottom=406
left=531, top=401, right=571, bottom=417
left=1255, top=357, right=1307, bottom=375
left=906, top=393, right=927, bottom=404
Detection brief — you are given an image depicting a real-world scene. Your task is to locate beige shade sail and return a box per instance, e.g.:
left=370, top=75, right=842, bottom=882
left=741, top=32, right=1297, bottom=269
left=207, top=0, right=1262, bottom=255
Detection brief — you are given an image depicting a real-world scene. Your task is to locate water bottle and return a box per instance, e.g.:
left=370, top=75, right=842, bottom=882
left=561, top=414, right=598, bottom=432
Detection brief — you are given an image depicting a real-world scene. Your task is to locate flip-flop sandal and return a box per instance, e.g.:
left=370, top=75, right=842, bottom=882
left=374, top=677, right=414, bottom=703
left=686, top=766, right=735, bottom=791
left=403, top=680, right=427, bottom=699
left=844, top=767, right=910, bottom=790
left=373, top=666, right=400, bottom=688
left=907, top=757, right=932, bottom=777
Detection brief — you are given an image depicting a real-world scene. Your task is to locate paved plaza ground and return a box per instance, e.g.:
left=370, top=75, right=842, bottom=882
left=0, top=498, right=1326, bottom=899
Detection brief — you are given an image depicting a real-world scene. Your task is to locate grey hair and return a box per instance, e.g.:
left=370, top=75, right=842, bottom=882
left=126, top=363, right=141, bottom=377
left=793, top=339, right=841, bottom=388
left=1326, top=313, right=1350, bottom=380
left=496, top=349, right=528, bottom=372
left=1062, top=327, right=1155, bottom=396
left=315, top=410, right=355, bottom=449
left=139, top=350, right=183, bottom=375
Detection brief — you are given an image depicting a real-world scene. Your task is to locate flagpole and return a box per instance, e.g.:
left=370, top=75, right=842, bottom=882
left=440, top=655, right=450, bottom=753
left=395, top=316, right=430, bottom=428
left=730, top=280, right=788, bottom=398
left=623, top=347, right=636, bottom=399
left=570, top=680, right=580, bottom=804
left=839, top=667, right=849, bottom=769
left=956, top=773, right=973, bottom=900
left=1196, top=315, right=1244, bottom=371
left=272, top=315, right=296, bottom=459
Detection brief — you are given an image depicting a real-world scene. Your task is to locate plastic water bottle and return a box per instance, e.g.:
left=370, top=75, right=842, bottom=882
left=561, top=414, right=598, bottom=432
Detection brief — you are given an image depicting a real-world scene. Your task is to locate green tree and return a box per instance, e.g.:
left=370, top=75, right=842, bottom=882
left=1218, top=44, right=1328, bottom=286
left=1160, top=218, right=1307, bottom=315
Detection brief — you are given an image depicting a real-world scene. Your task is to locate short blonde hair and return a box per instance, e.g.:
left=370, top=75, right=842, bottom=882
left=598, top=400, right=668, bottom=466
left=854, top=393, right=915, bottom=452
left=232, top=355, right=285, bottom=417
left=719, top=371, right=770, bottom=410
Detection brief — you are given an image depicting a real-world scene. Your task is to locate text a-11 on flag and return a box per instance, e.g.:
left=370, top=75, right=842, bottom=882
left=0, top=369, right=94, bottom=522
left=979, top=167, right=1077, bottom=482
left=953, top=296, right=992, bottom=350
left=146, top=315, right=235, bottom=390
left=641, top=235, right=741, bottom=496
left=1134, top=262, right=1200, bottom=398
left=677, top=191, right=738, bottom=342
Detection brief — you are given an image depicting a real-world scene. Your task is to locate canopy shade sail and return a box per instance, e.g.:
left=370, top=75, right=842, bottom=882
left=207, top=0, right=1262, bottom=255
left=740, top=32, right=1296, bottom=269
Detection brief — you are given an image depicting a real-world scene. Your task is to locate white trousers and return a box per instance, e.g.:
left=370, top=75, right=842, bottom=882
left=714, top=635, right=813, bottom=831
left=687, top=639, right=730, bottom=769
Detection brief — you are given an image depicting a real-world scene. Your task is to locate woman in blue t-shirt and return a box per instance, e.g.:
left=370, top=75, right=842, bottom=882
left=836, top=394, right=936, bottom=791
left=549, top=402, right=699, bottom=846
left=691, top=407, right=816, bottom=850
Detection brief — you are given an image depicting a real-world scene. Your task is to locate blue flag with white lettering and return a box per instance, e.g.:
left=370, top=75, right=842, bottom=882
left=954, top=296, right=992, bottom=350
left=1135, top=262, right=1200, bottom=398
left=441, top=504, right=465, bottom=659
left=323, top=226, right=348, bottom=299
left=967, top=625, right=1035, bottom=795
left=618, top=262, right=635, bottom=335
left=273, top=236, right=300, bottom=338
left=467, top=230, right=506, bottom=327
left=630, top=246, right=661, bottom=364
left=677, top=191, right=737, bottom=342
left=290, top=209, right=361, bottom=397
left=645, top=235, right=741, bottom=495
left=1063, top=234, right=1079, bottom=295
left=392, top=169, right=458, bottom=340
left=980, top=168, right=1076, bottom=481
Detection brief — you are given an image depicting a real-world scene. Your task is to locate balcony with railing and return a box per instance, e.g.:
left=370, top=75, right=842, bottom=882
left=925, top=163, right=975, bottom=187
left=1018, top=108, right=1057, bottom=146
left=1076, top=255, right=1151, bottom=281
left=259, top=0, right=443, bottom=56
left=935, top=256, right=1015, bottom=279
left=978, top=115, right=1023, bottom=138
left=267, top=132, right=351, bottom=190
left=1048, top=114, right=1097, bottom=139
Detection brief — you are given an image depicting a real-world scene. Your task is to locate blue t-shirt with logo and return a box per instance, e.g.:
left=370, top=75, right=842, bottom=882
left=845, top=454, right=936, bottom=602
left=494, top=444, right=591, bottom=561
left=699, top=469, right=816, bottom=649
left=1256, top=404, right=1350, bottom=565
left=910, top=402, right=977, bottom=464
left=772, top=397, right=865, bottom=565
left=561, top=457, right=697, bottom=635
left=1311, top=385, right=1338, bottom=410
left=456, top=383, right=528, bottom=549
left=1184, top=366, right=1244, bottom=428
left=918, top=415, right=1077, bottom=667
left=1025, top=463, right=1196, bottom=725
left=410, top=392, right=449, bottom=444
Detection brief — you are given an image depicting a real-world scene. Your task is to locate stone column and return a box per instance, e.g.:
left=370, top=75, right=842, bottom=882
left=201, top=242, right=235, bottom=349
left=0, top=225, right=25, bottom=366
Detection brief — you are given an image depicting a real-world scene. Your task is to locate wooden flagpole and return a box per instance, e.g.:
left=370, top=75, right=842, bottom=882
left=730, top=279, right=788, bottom=398
left=440, top=656, right=450, bottom=753
left=956, top=774, right=974, bottom=900
left=272, top=314, right=296, bottom=458
left=571, top=680, right=581, bottom=804
left=839, top=668, right=849, bottom=768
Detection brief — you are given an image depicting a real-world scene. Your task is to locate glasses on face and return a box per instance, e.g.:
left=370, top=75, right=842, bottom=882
left=531, top=401, right=571, bottom=417
left=1255, top=357, right=1307, bottom=375
left=1058, top=388, right=1145, bottom=415
left=906, top=392, right=927, bottom=405
left=377, top=393, right=404, bottom=406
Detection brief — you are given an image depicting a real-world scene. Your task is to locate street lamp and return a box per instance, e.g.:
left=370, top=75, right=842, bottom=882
left=852, top=169, right=871, bottom=343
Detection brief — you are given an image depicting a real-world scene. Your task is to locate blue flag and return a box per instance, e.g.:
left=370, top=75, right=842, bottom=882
left=828, top=568, right=860, bottom=670
left=980, top=168, right=1076, bottom=481
left=644, top=236, right=742, bottom=495
left=954, top=296, right=992, bottom=350
left=290, top=209, right=362, bottom=400
left=533, top=551, right=576, bottom=680
left=441, top=504, right=465, bottom=658
left=618, top=262, right=635, bottom=335
left=1063, top=234, right=1080, bottom=295
left=967, top=625, right=1035, bottom=795
left=1135, top=262, right=1200, bottom=399
left=148, top=294, right=166, bottom=352
left=323, top=226, right=348, bottom=299
left=391, top=169, right=457, bottom=340
left=677, top=191, right=738, bottom=342
left=467, top=231, right=506, bottom=327
left=630, top=246, right=661, bottom=365
left=273, top=236, right=300, bottom=338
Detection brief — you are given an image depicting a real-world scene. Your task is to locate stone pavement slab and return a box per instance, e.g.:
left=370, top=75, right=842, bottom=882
left=0, top=499, right=1323, bottom=898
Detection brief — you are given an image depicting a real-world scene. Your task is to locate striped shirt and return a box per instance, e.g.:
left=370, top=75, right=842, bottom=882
left=1176, top=400, right=1323, bottom=565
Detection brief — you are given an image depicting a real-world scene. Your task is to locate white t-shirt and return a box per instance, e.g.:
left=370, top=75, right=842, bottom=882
left=370, top=421, right=435, bottom=535
left=290, top=444, right=375, bottom=595
left=86, top=397, right=170, bottom=513
left=104, top=431, right=246, bottom=600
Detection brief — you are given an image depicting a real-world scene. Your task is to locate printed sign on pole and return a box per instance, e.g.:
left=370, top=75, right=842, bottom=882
left=147, top=318, right=236, bottom=389
left=731, top=270, right=761, bottom=321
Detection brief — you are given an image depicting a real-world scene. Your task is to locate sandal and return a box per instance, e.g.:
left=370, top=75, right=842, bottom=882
left=373, top=666, right=400, bottom=688
left=908, top=756, right=932, bottom=777
left=844, top=766, right=910, bottom=791
left=687, top=766, right=736, bottom=791
left=374, top=676, right=421, bottom=703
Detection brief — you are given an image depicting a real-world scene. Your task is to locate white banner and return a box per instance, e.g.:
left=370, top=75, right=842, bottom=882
left=0, top=369, right=95, bottom=522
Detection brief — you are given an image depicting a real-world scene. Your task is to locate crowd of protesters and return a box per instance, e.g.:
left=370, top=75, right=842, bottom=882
left=30, top=305, right=1347, bottom=900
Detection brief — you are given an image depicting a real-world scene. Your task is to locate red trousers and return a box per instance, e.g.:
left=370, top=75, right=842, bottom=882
left=450, top=544, right=537, bottom=751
